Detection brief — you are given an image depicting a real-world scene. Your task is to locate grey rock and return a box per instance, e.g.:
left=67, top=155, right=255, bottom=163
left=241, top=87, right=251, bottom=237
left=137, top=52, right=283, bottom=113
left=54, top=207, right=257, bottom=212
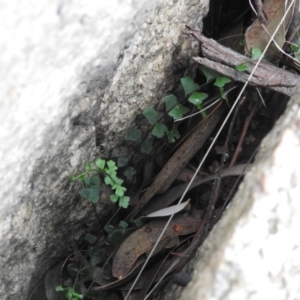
left=0, top=0, right=156, bottom=299
left=0, top=0, right=210, bottom=299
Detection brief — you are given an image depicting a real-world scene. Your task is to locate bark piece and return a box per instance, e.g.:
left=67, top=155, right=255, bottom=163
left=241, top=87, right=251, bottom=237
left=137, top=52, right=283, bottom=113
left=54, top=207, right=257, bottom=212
left=189, top=32, right=299, bottom=96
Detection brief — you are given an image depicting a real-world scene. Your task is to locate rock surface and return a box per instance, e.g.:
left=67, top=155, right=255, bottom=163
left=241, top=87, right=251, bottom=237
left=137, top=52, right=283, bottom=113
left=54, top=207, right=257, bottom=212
left=0, top=0, right=209, bottom=299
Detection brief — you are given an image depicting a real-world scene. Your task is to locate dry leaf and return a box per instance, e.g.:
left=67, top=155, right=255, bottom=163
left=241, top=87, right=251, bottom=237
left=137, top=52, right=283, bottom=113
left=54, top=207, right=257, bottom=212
left=94, top=257, right=147, bottom=290
left=245, top=0, right=294, bottom=58
left=176, top=168, right=197, bottom=183
left=144, top=199, right=191, bottom=218
left=112, top=214, right=201, bottom=279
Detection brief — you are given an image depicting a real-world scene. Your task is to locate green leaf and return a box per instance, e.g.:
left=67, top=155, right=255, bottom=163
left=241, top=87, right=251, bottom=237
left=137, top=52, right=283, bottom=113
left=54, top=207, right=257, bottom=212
left=70, top=174, right=85, bottom=182
left=251, top=47, right=262, bottom=60
left=188, top=92, right=208, bottom=108
left=168, top=104, right=190, bottom=120
left=67, top=263, right=79, bottom=277
left=236, top=63, right=248, bottom=72
left=89, top=246, right=103, bottom=257
left=105, top=169, right=117, bottom=178
left=164, top=94, right=178, bottom=111
left=66, top=291, right=73, bottom=300
left=61, top=287, right=82, bottom=300
left=181, top=77, right=200, bottom=96
left=95, top=158, right=106, bottom=170
left=201, top=109, right=208, bottom=118
left=119, top=196, right=130, bottom=208
left=107, top=227, right=125, bottom=243
left=83, top=176, right=100, bottom=189
left=106, top=162, right=118, bottom=177
left=140, top=138, right=153, bottom=154
left=214, top=76, right=231, bottom=88
left=152, top=123, right=168, bottom=138
left=80, top=265, right=93, bottom=282
left=63, top=279, right=73, bottom=287
left=134, top=218, right=143, bottom=227
left=104, top=176, right=113, bottom=186
left=143, top=107, right=159, bottom=125
left=166, top=124, right=180, bottom=143
left=110, top=179, right=118, bottom=188
left=188, top=92, right=208, bottom=116
left=104, top=225, right=113, bottom=234
left=239, top=39, right=245, bottom=46
left=56, top=286, right=65, bottom=292
left=291, top=44, right=299, bottom=52
left=125, top=129, right=142, bottom=142
left=85, top=162, right=92, bottom=171
left=89, top=246, right=105, bottom=266
left=200, top=66, right=219, bottom=82
left=84, top=233, right=97, bottom=244
left=218, top=87, right=230, bottom=106
left=102, top=264, right=112, bottom=280
left=124, top=167, right=136, bottom=178
left=110, top=194, right=119, bottom=203
left=66, top=291, right=72, bottom=300
left=113, top=177, right=123, bottom=186
left=79, top=187, right=99, bottom=203
left=117, top=157, right=128, bottom=167
left=107, top=160, right=117, bottom=171
left=119, top=220, right=128, bottom=229
left=90, top=256, right=103, bottom=266
left=115, top=185, right=126, bottom=197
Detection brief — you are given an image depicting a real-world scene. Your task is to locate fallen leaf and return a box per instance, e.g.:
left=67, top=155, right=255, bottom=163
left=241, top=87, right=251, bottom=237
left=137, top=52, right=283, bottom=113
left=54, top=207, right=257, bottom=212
left=94, top=257, right=146, bottom=290
left=145, top=236, right=178, bottom=256
left=118, top=235, right=194, bottom=298
left=112, top=214, right=201, bottom=279
left=144, top=199, right=191, bottom=218
left=245, top=0, right=295, bottom=58
left=176, top=168, right=198, bottom=183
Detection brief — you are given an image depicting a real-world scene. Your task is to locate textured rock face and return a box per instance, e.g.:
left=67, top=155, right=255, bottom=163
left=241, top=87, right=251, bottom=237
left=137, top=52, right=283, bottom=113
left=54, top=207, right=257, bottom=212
left=0, top=0, right=209, bottom=299
left=99, top=0, right=210, bottom=150
left=179, top=84, right=300, bottom=300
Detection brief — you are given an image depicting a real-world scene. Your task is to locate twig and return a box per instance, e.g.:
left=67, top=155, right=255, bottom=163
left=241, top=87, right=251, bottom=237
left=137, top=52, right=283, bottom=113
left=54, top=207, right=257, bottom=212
left=221, top=96, right=246, bottom=166
left=229, top=99, right=258, bottom=167
left=188, top=32, right=299, bottom=96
